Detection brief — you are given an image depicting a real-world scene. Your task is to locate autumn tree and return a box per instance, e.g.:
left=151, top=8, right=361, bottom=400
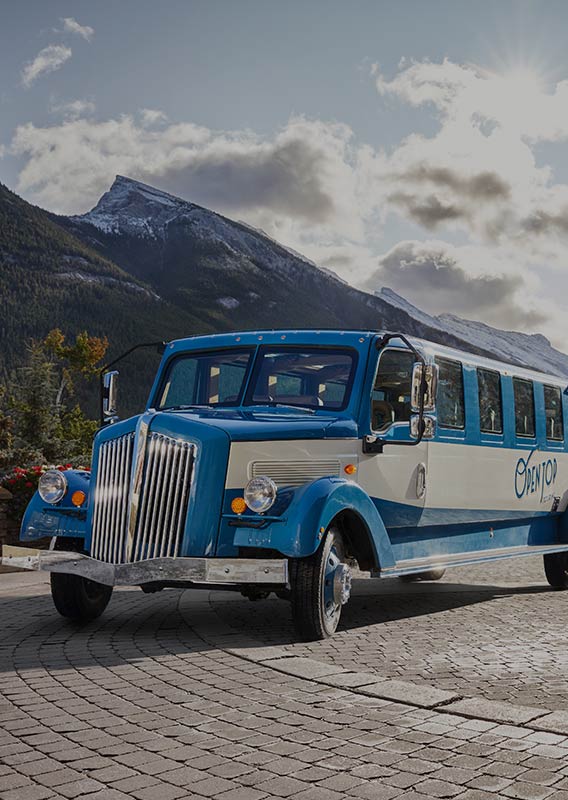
left=0, top=330, right=109, bottom=470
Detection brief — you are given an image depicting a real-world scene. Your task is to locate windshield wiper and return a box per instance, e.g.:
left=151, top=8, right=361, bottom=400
left=162, top=404, right=213, bottom=411
left=262, top=403, right=315, bottom=415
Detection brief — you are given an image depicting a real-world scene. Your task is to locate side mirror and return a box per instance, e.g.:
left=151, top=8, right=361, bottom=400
left=411, top=414, right=436, bottom=439
left=411, top=363, right=438, bottom=413
left=102, top=370, right=119, bottom=424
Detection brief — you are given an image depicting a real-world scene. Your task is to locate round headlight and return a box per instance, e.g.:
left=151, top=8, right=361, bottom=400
left=38, top=470, right=68, bottom=504
left=244, top=476, right=277, bottom=514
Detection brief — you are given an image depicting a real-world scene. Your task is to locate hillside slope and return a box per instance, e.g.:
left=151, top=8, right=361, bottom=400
left=0, top=182, right=211, bottom=411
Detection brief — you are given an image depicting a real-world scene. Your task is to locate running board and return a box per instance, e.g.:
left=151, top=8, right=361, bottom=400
left=380, top=542, right=568, bottom=577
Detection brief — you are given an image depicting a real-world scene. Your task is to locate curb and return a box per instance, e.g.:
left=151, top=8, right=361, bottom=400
left=181, top=592, right=568, bottom=736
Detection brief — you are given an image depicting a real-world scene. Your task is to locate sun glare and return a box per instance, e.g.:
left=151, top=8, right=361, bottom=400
left=498, top=66, right=544, bottom=96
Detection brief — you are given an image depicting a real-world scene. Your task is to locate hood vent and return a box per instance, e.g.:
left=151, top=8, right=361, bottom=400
left=250, top=460, right=340, bottom=487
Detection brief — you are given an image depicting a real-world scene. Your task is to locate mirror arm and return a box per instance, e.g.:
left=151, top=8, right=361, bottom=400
left=367, top=332, right=428, bottom=452
left=99, top=341, right=167, bottom=427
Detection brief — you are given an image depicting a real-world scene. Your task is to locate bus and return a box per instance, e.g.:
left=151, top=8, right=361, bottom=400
left=4, top=329, right=568, bottom=640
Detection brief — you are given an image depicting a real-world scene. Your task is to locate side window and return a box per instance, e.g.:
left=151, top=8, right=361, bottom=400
left=544, top=385, right=564, bottom=441
left=371, top=349, right=414, bottom=431
left=513, top=378, right=535, bottom=437
left=477, top=368, right=503, bottom=434
left=436, top=358, right=465, bottom=429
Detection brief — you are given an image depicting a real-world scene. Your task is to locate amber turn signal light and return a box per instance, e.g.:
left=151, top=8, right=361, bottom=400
left=71, top=490, right=86, bottom=507
left=231, top=497, right=247, bottom=514
left=344, top=464, right=357, bottom=475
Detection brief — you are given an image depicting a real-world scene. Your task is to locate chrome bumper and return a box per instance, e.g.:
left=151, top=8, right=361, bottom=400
left=1, top=546, right=289, bottom=587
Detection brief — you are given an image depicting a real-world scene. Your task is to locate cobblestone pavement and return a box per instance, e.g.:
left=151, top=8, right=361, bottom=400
left=2, top=563, right=568, bottom=800
left=210, top=556, right=568, bottom=712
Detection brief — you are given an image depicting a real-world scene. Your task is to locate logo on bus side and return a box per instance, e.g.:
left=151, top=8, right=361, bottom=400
left=515, top=450, right=557, bottom=502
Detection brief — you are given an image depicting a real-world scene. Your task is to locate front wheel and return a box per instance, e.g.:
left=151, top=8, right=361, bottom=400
left=544, top=552, right=568, bottom=589
left=290, top=526, right=352, bottom=641
left=51, top=573, right=113, bottom=622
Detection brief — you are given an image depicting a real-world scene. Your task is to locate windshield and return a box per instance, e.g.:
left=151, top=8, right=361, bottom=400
left=246, top=347, right=356, bottom=410
left=159, top=349, right=253, bottom=408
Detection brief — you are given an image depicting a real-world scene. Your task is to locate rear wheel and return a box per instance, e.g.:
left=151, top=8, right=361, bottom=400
left=544, top=552, right=568, bottom=589
left=399, top=568, right=446, bottom=583
left=290, top=526, right=352, bottom=641
left=51, top=573, right=113, bottom=622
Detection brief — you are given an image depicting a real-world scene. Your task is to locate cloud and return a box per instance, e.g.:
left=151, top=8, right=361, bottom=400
left=21, top=45, right=72, bottom=88
left=364, top=240, right=546, bottom=331
left=61, top=17, right=94, bottom=41
left=10, top=57, right=568, bottom=345
left=375, top=58, right=568, bottom=142
left=140, top=109, right=168, bottom=126
left=10, top=116, right=364, bottom=242
left=371, top=59, right=568, bottom=253
left=49, top=98, right=96, bottom=120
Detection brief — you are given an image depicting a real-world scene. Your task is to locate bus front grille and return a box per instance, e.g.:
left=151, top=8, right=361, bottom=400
left=90, top=431, right=196, bottom=564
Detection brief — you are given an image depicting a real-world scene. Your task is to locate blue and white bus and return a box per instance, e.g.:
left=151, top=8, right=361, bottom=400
left=4, top=329, right=568, bottom=640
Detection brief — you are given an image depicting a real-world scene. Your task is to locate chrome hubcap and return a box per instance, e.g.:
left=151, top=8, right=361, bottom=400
left=333, top=563, right=352, bottom=606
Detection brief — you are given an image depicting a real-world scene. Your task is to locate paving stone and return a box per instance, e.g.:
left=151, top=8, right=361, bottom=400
left=531, top=713, right=568, bottom=736
left=502, top=783, right=556, bottom=800
left=443, top=699, right=546, bottom=726
left=262, top=658, right=346, bottom=679
left=358, top=679, right=460, bottom=709
left=411, top=778, right=463, bottom=797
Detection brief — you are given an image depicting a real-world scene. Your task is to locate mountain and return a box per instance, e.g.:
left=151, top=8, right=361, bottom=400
left=58, top=176, right=486, bottom=344
left=377, top=288, right=568, bottom=378
left=2, top=174, right=567, bottom=422
left=0, top=181, right=213, bottom=413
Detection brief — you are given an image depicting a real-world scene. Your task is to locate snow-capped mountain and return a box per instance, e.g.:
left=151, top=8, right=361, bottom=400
left=377, top=288, right=568, bottom=378
left=57, top=175, right=568, bottom=376
left=61, top=176, right=477, bottom=346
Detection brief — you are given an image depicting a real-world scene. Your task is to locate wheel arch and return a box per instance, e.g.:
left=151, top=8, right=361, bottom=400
left=312, top=480, right=395, bottom=571
left=330, top=509, right=379, bottom=572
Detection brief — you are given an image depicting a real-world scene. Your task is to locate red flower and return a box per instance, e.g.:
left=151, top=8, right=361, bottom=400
left=25, top=482, right=33, bottom=488
left=8, top=479, right=16, bottom=485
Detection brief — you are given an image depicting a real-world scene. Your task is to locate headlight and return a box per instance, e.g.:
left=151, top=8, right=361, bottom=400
left=244, top=476, right=277, bottom=513
left=38, top=470, right=67, bottom=504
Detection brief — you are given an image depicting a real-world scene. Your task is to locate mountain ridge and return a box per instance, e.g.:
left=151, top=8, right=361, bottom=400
left=2, top=173, right=567, bottom=424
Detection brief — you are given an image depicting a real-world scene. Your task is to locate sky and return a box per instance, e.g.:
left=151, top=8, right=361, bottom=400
left=3, top=0, right=568, bottom=346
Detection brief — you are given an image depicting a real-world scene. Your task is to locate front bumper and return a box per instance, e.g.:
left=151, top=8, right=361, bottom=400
left=1, top=546, right=289, bottom=587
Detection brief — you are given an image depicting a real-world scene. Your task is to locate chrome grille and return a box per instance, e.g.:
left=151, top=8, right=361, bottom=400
left=91, top=432, right=134, bottom=563
left=250, top=459, right=340, bottom=487
left=91, top=431, right=196, bottom=564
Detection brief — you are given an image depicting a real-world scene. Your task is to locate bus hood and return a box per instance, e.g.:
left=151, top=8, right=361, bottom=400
left=154, top=408, right=358, bottom=440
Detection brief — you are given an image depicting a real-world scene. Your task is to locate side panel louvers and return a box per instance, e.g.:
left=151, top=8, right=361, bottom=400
left=250, top=459, right=341, bottom=487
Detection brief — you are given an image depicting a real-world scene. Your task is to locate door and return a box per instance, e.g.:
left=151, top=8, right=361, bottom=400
left=357, top=346, right=429, bottom=535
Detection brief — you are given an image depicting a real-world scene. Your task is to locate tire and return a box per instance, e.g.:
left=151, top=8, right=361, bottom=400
left=544, top=552, right=568, bottom=589
left=399, top=568, right=446, bottom=583
left=50, top=573, right=113, bottom=622
left=290, top=526, right=352, bottom=641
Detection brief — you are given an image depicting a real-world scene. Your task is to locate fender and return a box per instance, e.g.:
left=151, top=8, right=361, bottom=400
left=20, top=470, right=91, bottom=543
left=232, top=477, right=395, bottom=568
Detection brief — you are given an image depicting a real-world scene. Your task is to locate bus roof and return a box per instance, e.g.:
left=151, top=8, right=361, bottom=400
left=167, top=329, right=568, bottom=387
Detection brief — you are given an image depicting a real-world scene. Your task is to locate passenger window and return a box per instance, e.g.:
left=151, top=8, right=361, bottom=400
left=477, top=368, right=503, bottom=434
left=371, top=349, right=414, bottom=431
left=544, top=385, right=564, bottom=441
left=513, top=378, right=535, bottom=437
left=436, top=358, right=465, bottom=429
